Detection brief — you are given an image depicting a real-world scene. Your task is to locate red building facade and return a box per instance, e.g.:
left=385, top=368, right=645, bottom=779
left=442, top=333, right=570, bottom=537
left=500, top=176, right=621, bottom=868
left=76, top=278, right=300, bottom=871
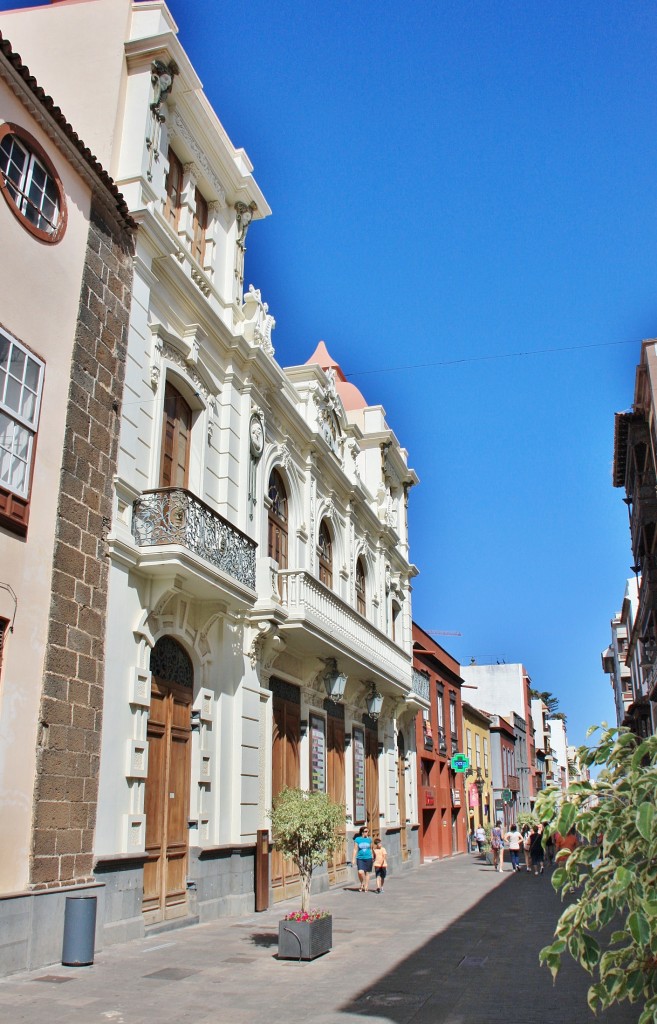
left=413, top=624, right=467, bottom=860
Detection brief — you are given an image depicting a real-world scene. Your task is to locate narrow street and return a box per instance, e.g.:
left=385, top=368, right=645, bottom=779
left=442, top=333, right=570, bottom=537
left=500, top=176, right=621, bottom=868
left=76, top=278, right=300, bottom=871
left=0, top=852, right=640, bottom=1024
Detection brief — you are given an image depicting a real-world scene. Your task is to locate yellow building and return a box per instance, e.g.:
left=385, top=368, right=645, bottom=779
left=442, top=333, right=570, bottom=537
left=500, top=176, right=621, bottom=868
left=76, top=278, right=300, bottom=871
left=462, top=703, right=494, bottom=832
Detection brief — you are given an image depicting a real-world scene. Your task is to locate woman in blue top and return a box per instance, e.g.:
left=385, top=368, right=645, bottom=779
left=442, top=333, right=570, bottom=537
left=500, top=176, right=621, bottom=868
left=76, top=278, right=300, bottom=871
left=352, top=825, right=374, bottom=892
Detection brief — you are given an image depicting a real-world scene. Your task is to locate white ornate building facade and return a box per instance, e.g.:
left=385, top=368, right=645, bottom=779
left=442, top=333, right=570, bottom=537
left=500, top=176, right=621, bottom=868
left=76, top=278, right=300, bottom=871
left=3, top=0, right=424, bottom=951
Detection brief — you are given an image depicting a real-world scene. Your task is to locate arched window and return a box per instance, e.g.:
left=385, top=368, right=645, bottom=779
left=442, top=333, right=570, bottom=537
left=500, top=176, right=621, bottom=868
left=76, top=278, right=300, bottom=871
left=150, top=635, right=193, bottom=688
left=160, top=380, right=192, bottom=488
left=355, top=558, right=366, bottom=616
left=318, top=519, right=333, bottom=589
left=0, top=123, right=67, bottom=242
left=268, top=469, right=288, bottom=569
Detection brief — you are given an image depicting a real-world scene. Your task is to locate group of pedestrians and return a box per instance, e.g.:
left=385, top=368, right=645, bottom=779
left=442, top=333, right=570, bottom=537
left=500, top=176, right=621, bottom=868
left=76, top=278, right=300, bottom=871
left=352, top=825, right=388, bottom=893
left=482, top=820, right=560, bottom=874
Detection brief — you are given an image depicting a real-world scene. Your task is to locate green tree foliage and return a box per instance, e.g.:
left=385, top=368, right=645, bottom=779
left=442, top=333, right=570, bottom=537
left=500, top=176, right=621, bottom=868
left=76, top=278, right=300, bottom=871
left=517, top=810, right=540, bottom=829
left=270, top=788, right=344, bottom=913
left=535, top=725, right=657, bottom=1023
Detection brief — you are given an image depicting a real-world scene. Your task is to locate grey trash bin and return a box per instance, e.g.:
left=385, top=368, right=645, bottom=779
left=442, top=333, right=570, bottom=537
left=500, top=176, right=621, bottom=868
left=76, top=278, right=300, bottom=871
left=62, top=894, right=97, bottom=966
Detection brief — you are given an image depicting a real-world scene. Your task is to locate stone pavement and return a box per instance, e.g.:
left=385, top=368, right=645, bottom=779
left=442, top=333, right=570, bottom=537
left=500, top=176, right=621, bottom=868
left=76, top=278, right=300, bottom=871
left=0, top=853, right=641, bottom=1024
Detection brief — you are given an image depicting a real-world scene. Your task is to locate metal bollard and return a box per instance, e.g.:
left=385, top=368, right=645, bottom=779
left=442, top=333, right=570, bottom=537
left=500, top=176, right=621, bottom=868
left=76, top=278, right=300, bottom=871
left=62, top=894, right=97, bottom=967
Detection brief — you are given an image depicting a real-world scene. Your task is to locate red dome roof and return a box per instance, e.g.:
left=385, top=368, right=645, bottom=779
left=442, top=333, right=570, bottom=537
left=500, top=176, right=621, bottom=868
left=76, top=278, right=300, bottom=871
left=306, top=341, right=368, bottom=411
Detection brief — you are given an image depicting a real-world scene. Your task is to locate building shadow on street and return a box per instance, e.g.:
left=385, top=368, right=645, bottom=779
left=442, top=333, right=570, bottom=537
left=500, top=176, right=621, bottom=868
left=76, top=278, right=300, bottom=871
left=339, top=868, right=641, bottom=1024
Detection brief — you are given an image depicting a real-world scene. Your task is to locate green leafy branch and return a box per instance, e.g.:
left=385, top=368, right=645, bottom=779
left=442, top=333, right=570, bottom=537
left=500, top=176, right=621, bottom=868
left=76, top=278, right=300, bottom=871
left=536, top=725, right=657, bottom=1023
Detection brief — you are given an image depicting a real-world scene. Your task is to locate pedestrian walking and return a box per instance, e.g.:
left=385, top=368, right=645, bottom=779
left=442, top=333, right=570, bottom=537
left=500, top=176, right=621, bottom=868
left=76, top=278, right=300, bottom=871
left=373, top=838, right=388, bottom=893
left=504, top=824, right=523, bottom=872
left=542, top=822, right=556, bottom=866
left=352, top=825, right=374, bottom=892
left=490, top=821, right=504, bottom=872
left=474, top=825, right=486, bottom=853
left=522, top=824, right=532, bottom=871
left=529, top=824, right=544, bottom=875
left=555, top=827, right=578, bottom=861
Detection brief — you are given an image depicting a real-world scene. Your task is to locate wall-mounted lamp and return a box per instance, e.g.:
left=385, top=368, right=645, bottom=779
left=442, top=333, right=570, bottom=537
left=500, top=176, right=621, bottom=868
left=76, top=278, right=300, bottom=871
left=344, top=733, right=352, bottom=747
left=323, top=659, right=348, bottom=703
left=300, top=719, right=308, bottom=737
left=190, top=709, right=201, bottom=731
left=377, top=741, right=384, bottom=755
left=366, top=683, right=384, bottom=721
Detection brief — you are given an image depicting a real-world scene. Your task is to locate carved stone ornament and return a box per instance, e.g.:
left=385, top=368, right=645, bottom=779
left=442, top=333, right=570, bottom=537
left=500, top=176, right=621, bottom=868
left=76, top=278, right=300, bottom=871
left=150, top=60, right=178, bottom=121
left=235, top=201, right=257, bottom=247
left=169, top=111, right=227, bottom=206
left=160, top=339, right=210, bottom=401
left=242, top=284, right=275, bottom=356
left=248, top=621, right=286, bottom=670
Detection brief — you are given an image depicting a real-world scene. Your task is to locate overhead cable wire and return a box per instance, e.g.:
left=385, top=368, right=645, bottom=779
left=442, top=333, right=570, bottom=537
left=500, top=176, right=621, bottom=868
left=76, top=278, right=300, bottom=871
left=344, top=336, right=639, bottom=378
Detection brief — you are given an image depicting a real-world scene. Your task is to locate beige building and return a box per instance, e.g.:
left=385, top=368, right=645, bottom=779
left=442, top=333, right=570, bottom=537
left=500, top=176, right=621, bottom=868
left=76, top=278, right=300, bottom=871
left=0, top=28, right=134, bottom=973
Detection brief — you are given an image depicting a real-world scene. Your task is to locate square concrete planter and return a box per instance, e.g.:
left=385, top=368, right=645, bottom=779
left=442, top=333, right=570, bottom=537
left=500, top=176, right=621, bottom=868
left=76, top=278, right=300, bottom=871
left=278, top=915, right=332, bottom=960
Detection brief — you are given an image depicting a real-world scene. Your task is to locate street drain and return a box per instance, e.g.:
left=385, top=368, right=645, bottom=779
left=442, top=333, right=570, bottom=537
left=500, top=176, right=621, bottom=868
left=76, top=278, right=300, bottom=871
left=459, top=955, right=487, bottom=968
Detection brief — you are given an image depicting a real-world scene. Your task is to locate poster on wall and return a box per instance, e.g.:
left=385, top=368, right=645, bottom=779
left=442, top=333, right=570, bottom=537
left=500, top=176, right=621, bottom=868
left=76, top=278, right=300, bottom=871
left=353, top=726, right=366, bottom=822
left=310, top=714, right=326, bottom=792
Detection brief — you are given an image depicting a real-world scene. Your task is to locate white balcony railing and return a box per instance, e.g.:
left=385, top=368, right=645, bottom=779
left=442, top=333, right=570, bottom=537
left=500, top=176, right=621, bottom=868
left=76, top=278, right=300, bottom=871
left=278, top=569, right=411, bottom=689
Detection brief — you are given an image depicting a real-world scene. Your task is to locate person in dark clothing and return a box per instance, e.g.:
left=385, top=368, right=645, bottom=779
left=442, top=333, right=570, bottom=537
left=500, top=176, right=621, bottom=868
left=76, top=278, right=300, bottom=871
left=529, top=824, right=544, bottom=875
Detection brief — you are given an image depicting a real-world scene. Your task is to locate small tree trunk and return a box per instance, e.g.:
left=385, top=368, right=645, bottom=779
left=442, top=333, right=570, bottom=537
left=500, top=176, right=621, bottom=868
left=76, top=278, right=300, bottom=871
left=300, top=866, right=312, bottom=913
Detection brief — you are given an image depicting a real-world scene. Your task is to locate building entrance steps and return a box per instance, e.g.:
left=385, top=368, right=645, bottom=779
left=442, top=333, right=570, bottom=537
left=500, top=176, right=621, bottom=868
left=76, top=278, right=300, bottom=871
left=0, top=854, right=640, bottom=1023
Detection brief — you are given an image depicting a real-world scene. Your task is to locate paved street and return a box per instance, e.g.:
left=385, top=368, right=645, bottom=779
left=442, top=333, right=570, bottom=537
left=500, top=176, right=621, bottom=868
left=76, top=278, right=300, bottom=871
left=0, top=853, right=640, bottom=1024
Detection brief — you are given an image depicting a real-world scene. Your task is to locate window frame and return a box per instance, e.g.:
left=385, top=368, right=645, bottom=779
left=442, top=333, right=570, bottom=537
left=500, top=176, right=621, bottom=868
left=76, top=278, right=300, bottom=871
left=0, top=326, right=45, bottom=535
left=355, top=557, right=366, bottom=616
left=318, top=519, right=333, bottom=589
left=267, top=469, right=288, bottom=569
left=192, top=186, right=208, bottom=267
left=164, top=147, right=183, bottom=229
left=0, top=122, right=67, bottom=243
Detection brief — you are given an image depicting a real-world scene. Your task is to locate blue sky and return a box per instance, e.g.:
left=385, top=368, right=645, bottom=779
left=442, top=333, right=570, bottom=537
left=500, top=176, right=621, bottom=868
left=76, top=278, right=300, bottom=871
left=168, top=0, right=655, bottom=745
left=3, top=0, right=655, bottom=745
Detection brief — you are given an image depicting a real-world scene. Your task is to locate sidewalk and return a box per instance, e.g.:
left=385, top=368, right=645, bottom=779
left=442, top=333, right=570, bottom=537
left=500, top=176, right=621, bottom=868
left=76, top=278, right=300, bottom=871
left=0, top=853, right=640, bottom=1024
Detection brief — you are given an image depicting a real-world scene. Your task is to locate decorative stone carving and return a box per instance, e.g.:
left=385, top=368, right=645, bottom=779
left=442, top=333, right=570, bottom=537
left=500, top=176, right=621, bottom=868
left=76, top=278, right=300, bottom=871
left=169, top=111, right=227, bottom=205
left=248, top=620, right=286, bottom=670
left=242, top=285, right=276, bottom=356
left=234, top=202, right=257, bottom=303
left=150, top=60, right=178, bottom=120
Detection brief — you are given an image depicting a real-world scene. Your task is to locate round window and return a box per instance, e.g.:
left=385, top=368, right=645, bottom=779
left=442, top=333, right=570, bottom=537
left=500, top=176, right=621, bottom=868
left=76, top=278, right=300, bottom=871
left=0, top=122, right=67, bottom=243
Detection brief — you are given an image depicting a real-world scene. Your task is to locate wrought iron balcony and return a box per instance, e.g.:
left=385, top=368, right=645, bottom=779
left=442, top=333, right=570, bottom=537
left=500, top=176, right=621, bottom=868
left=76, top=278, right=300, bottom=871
left=412, top=667, right=431, bottom=702
left=132, top=487, right=256, bottom=590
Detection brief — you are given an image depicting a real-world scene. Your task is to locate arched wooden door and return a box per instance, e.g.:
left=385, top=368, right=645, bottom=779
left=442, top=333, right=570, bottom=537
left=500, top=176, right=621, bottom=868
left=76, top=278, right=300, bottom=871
left=143, top=637, right=193, bottom=924
left=397, top=732, right=409, bottom=861
left=271, top=679, right=300, bottom=903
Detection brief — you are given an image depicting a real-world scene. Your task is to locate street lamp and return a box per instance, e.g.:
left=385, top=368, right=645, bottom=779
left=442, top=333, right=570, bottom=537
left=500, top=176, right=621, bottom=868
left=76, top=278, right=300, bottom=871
left=366, top=683, right=384, bottom=721
left=323, top=659, right=348, bottom=703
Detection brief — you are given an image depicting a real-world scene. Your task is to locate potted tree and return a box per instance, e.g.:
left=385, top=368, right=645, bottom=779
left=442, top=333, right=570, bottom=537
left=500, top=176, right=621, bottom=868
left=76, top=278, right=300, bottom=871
left=270, top=787, right=344, bottom=960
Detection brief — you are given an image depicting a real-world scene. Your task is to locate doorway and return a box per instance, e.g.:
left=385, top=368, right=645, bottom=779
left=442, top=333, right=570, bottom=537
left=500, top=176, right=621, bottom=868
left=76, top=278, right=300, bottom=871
left=143, top=637, right=193, bottom=924
left=271, top=679, right=301, bottom=903
left=327, top=705, right=347, bottom=884
left=397, top=732, right=408, bottom=861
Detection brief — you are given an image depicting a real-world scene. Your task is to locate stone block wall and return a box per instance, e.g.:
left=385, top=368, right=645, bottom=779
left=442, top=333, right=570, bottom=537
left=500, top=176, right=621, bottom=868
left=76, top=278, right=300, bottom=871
left=30, top=201, right=133, bottom=890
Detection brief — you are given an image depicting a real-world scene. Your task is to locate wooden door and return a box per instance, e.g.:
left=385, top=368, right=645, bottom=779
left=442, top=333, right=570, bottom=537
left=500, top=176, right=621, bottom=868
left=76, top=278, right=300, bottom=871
left=160, top=381, right=191, bottom=488
left=327, top=715, right=347, bottom=884
left=365, top=726, right=380, bottom=838
left=143, top=678, right=191, bottom=923
left=397, top=753, right=409, bottom=861
left=272, top=687, right=300, bottom=903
